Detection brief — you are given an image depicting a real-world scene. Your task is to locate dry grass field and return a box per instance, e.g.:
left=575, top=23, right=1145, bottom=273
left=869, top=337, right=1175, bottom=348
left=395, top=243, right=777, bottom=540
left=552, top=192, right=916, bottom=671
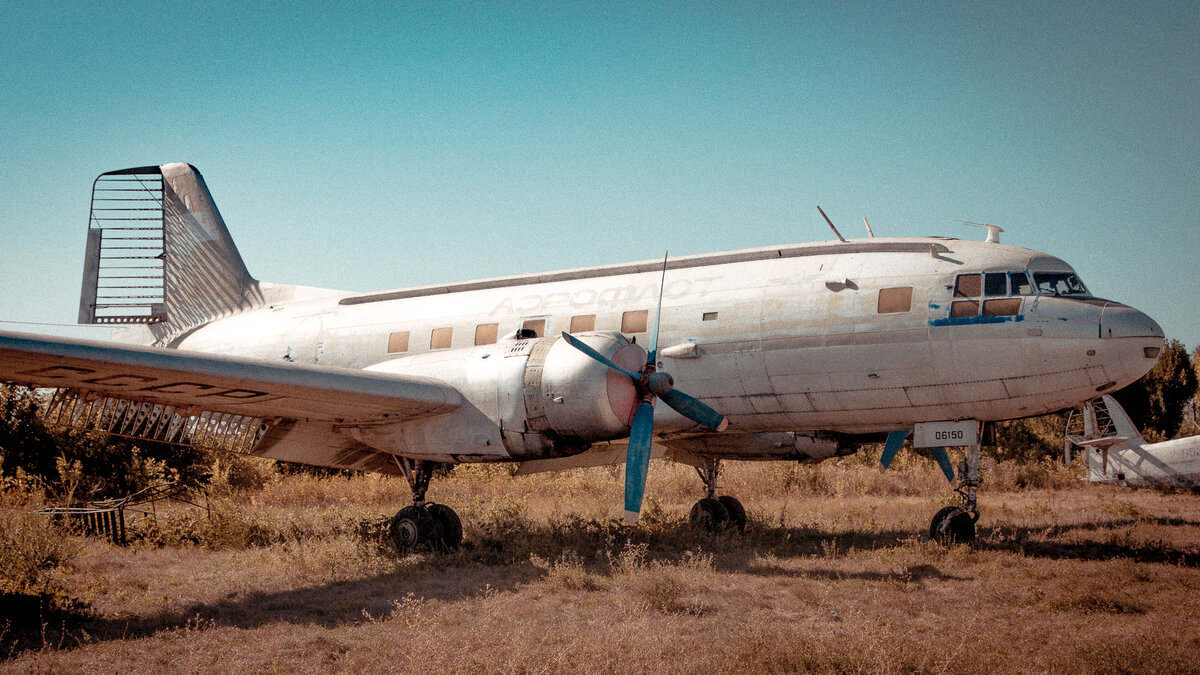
left=3, top=451, right=1200, bottom=674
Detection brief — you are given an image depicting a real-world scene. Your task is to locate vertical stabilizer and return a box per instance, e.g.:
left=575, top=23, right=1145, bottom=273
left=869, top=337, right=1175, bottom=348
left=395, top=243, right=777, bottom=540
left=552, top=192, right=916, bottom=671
left=1099, top=395, right=1146, bottom=444
left=79, top=163, right=263, bottom=343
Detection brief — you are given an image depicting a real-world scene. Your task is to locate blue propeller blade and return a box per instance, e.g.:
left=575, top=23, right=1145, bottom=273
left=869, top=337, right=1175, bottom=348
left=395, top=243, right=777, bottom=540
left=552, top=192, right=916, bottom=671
left=930, top=447, right=956, bottom=482
left=624, top=400, right=656, bottom=523
left=647, top=252, right=668, bottom=365
left=659, top=389, right=728, bottom=432
left=561, top=332, right=642, bottom=381
left=880, top=430, right=907, bottom=470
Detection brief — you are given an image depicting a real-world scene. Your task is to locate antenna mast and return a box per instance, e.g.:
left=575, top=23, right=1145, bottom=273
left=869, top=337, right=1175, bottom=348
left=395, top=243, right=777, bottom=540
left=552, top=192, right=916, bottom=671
left=817, top=206, right=847, bottom=243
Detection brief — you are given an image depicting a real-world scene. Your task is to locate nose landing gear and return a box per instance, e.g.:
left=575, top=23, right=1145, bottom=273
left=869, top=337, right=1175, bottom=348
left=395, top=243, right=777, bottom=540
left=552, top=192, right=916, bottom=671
left=929, top=442, right=981, bottom=544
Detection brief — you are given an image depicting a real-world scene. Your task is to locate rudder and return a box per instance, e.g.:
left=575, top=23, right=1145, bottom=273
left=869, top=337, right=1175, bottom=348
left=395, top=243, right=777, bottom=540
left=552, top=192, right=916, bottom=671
left=78, top=163, right=263, bottom=343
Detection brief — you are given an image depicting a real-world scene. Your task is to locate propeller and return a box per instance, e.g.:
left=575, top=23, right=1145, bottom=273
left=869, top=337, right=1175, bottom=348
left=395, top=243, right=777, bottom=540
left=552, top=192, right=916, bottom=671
left=560, top=255, right=727, bottom=523
left=879, top=430, right=955, bottom=482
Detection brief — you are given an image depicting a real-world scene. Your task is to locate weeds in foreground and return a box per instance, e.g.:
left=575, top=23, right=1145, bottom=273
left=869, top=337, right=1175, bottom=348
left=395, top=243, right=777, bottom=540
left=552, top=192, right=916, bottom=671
left=5, top=456, right=1200, bottom=672
left=0, top=510, right=76, bottom=597
left=531, top=550, right=602, bottom=591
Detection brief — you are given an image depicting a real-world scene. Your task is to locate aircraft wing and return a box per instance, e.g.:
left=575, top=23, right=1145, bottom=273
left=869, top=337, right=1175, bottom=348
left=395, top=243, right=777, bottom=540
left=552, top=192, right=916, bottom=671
left=0, top=330, right=469, bottom=472
left=0, top=330, right=462, bottom=422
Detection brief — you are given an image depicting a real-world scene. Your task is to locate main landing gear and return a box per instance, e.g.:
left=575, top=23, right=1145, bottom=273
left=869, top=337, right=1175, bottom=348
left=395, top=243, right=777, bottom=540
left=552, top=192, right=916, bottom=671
left=928, top=443, right=980, bottom=544
left=390, top=458, right=463, bottom=553
left=689, top=458, right=747, bottom=531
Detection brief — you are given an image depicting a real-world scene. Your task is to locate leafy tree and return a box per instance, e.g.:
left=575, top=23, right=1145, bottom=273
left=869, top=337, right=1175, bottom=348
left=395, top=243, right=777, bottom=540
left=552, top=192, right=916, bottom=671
left=990, top=413, right=1068, bottom=462
left=0, top=386, right=62, bottom=481
left=1183, top=345, right=1200, bottom=436
left=0, top=385, right=215, bottom=500
left=1112, top=339, right=1197, bottom=441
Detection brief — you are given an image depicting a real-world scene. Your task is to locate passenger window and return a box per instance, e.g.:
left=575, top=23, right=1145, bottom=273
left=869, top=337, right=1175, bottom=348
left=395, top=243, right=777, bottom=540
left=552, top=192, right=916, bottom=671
left=984, top=273, right=1008, bottom=297
left=475, top=323, right=498, bottom=346
left=877, top=287, right=913, bottom=314
left=950, top=300, right=979, bottom=318
left=954, top=274, right=981, bottom=298
left=983, top=299, right=1021, bottom=317
left=570, top=315, right=595, bottom=332
left=1011, top=271, right=1034, bottom=296
left=387, top=331, right=410, bottom=354
left=430, top=327, right=453, bottom=349
left=621, top=310, right=648, bottom=333
left=521, top=319, right=546, bottom=338
left=702, top=312, right=718, bottom=321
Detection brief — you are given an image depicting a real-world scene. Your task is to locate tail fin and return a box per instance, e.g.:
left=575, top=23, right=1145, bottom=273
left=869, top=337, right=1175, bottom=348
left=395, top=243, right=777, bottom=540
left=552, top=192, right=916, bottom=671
left=78, top=163, right=263, bottom=343
left=1099, top=395, right=1147, bottom=444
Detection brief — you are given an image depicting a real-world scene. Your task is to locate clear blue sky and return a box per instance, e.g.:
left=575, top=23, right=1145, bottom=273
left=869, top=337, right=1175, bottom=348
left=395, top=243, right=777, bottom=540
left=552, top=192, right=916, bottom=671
left=2, top=2, right=1197, bottom=347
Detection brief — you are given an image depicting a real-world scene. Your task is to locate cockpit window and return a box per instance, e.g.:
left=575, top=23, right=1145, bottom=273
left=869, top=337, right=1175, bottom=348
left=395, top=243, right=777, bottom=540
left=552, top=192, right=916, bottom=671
left=1032, top=272, right=1089, bottom=296
left=984, top=272, right=1007, bottom=297
left=950, top=271, right=1027, bottom=319
left=1011, top=271, right=1034, bottom=296
left=954, top=274, right=981, bottom=298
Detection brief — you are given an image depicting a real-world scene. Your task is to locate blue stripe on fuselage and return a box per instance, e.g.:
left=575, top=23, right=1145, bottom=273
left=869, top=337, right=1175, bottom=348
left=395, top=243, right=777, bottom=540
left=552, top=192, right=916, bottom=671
left=928, top=314, right=1025, bottom=327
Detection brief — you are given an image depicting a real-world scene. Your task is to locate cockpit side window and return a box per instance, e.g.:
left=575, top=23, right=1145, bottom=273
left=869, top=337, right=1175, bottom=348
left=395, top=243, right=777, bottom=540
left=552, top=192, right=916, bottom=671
left=954, top=274, right=981, bottom=298
left=984, top=272, right=1007, bottom=297
left=951, top=299, right=979, bottom=318
left=1032, top=272, right=1089, bottom=296
left=1011, top=271, right=1034, bottom=295
left=983, top=298, right=1021, bottom=317
left=950, top=271, right=1026, bottom=319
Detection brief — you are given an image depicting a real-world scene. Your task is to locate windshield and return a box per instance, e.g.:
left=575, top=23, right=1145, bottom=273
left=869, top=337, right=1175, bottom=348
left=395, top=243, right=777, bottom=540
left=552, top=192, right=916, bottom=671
left=1032, top=271, right=1089, bottom=297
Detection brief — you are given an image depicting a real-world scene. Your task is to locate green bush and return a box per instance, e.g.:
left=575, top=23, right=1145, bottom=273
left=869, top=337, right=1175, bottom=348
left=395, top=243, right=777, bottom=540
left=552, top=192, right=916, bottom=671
left=0, top=385, right=213, bottom=501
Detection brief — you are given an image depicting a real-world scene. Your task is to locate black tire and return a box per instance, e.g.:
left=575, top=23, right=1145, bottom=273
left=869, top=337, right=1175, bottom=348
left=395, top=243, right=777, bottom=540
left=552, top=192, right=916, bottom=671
left=689, top=497, right=729, bottom=531
left=929, top=506, right=976, bottom=544
left=427, top=503, right=463, bottom=552
left=390, top=505, right=435, bottom=553
left=717, top=495, right=747, bottom=531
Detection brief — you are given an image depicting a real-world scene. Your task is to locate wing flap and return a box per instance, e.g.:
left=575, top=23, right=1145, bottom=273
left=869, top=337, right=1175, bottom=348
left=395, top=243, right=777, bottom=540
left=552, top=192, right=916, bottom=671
left=0, top=330, right=462, bottom=424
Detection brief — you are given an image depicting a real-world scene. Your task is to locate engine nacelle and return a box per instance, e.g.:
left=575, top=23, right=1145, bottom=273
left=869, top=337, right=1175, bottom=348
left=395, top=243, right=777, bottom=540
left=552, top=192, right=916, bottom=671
left=366, top=332, right=644, bottom=461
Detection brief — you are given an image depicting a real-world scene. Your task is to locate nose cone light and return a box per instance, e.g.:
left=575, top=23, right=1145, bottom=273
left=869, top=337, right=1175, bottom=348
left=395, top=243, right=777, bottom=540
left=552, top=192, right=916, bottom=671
left=1100, top=303, right=1164, bottom=340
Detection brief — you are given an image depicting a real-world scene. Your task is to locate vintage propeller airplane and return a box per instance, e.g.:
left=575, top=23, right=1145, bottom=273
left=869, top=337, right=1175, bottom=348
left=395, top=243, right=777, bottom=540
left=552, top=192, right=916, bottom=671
left=0, top=163, right=1165, bottom=549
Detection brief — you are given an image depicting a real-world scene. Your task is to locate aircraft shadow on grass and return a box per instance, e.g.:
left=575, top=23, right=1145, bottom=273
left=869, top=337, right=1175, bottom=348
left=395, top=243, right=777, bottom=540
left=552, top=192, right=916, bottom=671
left=6, top=515, right=1198, bottom=656
left=977, top=516, right=1200, bottom=567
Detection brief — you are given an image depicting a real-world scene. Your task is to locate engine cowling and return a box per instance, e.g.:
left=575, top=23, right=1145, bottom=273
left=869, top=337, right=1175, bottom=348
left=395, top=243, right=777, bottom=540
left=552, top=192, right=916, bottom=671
left=367, top=331, right=645, bottom=461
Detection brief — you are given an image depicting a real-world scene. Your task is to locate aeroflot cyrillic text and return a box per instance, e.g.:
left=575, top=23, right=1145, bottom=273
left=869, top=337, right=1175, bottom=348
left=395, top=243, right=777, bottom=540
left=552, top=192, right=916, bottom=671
left=488, top=277, right=723, bottom=316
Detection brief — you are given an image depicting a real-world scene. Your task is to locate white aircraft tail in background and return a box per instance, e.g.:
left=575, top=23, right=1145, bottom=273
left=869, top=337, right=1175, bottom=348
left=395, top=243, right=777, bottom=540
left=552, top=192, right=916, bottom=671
left=1066, top=395, right=1200, bottom=488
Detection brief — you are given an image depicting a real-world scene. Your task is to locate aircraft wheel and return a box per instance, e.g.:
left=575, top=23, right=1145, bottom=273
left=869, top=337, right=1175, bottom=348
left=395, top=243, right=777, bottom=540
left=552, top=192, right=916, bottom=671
left=929, top=506, right=976, bottom=545
left=427, top=503, right=463, bottom=552
left=717, top=495, right=747, bottom=531
left=689, top=497, right=729, bottom=531
left=390, top=505, right=436, bottom=553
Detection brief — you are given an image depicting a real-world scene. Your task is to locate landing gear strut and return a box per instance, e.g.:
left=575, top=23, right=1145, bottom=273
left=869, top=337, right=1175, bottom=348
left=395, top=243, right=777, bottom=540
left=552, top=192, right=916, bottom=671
left=689, top=458, right=747, bottom=531
left=390, top=457, right=463, bottom=553
left=929, top=443, right=980, bottom=544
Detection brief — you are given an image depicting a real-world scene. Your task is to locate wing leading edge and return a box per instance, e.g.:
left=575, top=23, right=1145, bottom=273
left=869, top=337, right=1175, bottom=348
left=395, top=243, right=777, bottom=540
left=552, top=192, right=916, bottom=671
left=0, top=330, right=471, bottom=472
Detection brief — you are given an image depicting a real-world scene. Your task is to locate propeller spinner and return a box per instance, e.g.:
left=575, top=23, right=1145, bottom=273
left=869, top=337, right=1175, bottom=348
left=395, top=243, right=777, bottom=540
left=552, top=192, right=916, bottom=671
left=560, top=256, right=726, bottom=523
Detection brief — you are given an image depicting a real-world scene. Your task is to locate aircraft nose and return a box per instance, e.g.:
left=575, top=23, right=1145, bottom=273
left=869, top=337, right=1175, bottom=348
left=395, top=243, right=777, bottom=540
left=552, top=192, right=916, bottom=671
left=1099, top=303, right=1164, bottom=340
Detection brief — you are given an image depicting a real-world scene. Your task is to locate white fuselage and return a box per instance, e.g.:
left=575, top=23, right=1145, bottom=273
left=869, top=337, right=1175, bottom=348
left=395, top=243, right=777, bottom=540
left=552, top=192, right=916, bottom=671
left=1088, top=436, right=1200, bottom=488
left=166, top=237, right=1162, bottom=447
